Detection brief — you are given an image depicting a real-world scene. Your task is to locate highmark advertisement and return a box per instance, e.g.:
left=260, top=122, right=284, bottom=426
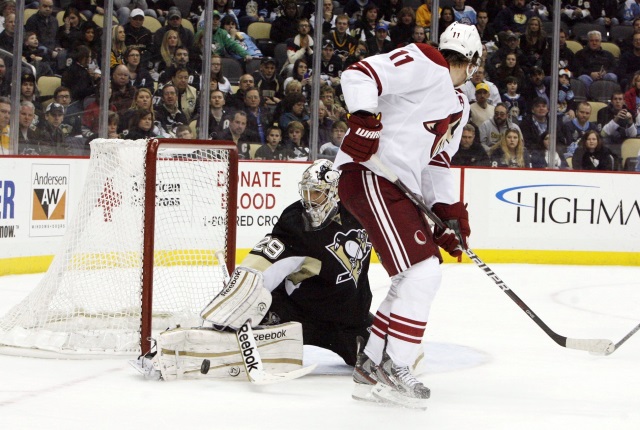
left=464, top=169, right=640, bottom=252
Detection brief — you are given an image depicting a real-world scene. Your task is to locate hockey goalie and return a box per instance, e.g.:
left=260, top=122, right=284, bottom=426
left=135, top=160, right=376, bottom=381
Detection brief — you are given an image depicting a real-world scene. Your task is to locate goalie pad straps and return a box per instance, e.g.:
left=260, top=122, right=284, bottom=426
left=154, top=323, right=304, bottom=381
left=200, top=267, right=272, bottom=330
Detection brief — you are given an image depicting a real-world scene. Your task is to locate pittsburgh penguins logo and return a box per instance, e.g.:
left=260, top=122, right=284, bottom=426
left=423, top=110, right=463, bottom=158
left=326, top=229, right=372, bottom=284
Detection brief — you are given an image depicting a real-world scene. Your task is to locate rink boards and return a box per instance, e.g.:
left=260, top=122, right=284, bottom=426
left=0, top=157, right=638, bottom=275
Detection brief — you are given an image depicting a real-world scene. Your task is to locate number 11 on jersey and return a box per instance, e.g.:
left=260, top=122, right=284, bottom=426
left=389, top=50, right=414, bottom=67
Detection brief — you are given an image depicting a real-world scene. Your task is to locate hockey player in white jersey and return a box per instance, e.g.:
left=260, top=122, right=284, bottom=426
left=333, top=22, right=482, bottom=408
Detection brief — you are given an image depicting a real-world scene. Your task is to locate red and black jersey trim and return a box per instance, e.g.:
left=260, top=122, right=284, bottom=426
left=414, top=42, right=449, bottom=70
left=429, top=152, right=451, bottom=168
left=347, top=60, right=383, bottom=96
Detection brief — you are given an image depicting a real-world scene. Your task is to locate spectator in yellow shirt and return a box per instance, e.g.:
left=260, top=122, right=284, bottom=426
left=416, top=2, right=435, bottom=28
left=0, top=96, right=10, bottom=154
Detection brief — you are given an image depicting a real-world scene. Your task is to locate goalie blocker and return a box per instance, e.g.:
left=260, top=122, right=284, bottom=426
left=151, top=322, right=304, bottom=380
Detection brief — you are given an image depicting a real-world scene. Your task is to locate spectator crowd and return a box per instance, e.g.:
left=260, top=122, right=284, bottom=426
left=1, top=0, right=639, bottom=170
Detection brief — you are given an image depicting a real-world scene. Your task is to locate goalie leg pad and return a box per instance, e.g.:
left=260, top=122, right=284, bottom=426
left=155, top=322, right=303, bottom=381
left=200, top=267, right=272, bottom=330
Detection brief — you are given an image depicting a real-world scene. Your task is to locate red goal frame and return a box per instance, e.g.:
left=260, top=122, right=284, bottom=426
left=140, top=139, right=238, bottom=354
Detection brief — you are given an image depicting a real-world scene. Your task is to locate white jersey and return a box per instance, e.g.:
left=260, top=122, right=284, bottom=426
left=422, top=89, right=470, bottom=207
left=334, top=43, right=468, bottom=202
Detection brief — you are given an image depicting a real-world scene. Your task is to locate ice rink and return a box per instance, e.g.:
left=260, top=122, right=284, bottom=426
left=0, top=262, right=639, bottom=430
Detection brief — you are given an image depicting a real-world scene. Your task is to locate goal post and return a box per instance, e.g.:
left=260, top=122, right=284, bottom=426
left=0, top=138, right=238, bottom=358
left=139, top=138, right=238, bottom=354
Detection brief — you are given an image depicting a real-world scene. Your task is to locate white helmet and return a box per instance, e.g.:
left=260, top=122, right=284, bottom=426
left=439, top=22, right=483, bottom=68
left=299, top=159, right=340, bottom=230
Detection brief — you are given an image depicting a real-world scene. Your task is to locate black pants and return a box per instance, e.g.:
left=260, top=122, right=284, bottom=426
left=262, top=287, right=373, bottom=366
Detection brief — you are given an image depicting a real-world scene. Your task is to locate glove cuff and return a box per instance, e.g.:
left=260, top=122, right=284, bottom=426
left=352, top=110, right=376, bottom=118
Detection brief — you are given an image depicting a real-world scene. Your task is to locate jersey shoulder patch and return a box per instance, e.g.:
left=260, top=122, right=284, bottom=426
left=413, top=43, right=449, bottom=69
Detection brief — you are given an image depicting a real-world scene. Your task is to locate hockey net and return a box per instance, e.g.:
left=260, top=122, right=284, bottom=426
left=0, top=138, right=238, bottom=358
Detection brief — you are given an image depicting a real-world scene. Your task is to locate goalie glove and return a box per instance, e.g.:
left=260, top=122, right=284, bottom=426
left=200, top=267, right=272, bottom=330
left=342, top=111, right=383, bottom=162
left=432, top=202, right=470, bottom=257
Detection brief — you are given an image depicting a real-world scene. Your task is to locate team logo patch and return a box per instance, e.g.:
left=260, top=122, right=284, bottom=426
left=423, top=110, right=463, bottom=158
left=414, top=230, right=427, bottom=245
left=326, top=229, right=372, bottom=284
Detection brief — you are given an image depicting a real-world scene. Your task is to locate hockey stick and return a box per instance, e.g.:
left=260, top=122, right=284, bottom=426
left=369, top=155, right=616, bottom=355
left=207, top=252, right=317, bottom=384
left=603, top=323, right=640, bottom=356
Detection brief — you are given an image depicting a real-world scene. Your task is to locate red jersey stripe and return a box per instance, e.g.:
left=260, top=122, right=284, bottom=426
left=390, top=313, right=428, bottom=327
left=388, top=330, right=423, bottom=344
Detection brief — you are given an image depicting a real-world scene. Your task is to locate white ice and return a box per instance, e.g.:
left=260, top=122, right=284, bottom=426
left=1, top=263, right=639, bottom=430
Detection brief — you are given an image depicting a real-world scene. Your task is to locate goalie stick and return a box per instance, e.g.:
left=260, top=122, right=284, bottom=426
left=199, top=320, right=317, bottom=385
left=369, top=155, right=619, bottom=355
left=208, top=253, right=317, bottom=384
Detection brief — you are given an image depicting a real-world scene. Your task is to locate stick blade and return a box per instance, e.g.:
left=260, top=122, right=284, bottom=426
left=565, top=338, right=614, bottom=355
left=248, top=363, right=317, bottom=385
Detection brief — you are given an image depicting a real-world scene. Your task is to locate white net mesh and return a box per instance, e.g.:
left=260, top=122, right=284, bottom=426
left=0, top=139, right=235, bottom=357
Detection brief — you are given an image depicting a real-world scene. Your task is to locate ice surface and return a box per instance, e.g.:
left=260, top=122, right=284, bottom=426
left=0, top=263, right=639, bottom=429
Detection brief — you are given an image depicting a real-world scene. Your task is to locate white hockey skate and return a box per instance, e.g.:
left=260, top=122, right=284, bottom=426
left=372, top=352, right=430, bottom=410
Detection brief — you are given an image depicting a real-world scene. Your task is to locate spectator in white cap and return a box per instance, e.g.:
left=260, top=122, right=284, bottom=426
left=124, top=8, right=154, bottom=67
left=557, top=68, right=575, bottom=120
left=130, top=8, right=145, bottom=19
left=112, top=1, right=157, bottom=25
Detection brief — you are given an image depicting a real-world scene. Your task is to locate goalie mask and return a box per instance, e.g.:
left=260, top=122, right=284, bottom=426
left=299, top=159, right=340, bottom=230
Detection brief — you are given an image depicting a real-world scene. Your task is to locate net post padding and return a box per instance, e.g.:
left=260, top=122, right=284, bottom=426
left=0, top=138, right=238, bottom=358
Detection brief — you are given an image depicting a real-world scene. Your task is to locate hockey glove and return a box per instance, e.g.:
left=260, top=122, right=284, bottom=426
left=341, top=112, right=383, bottom=162
left=432, top=202, right=470, bottom=257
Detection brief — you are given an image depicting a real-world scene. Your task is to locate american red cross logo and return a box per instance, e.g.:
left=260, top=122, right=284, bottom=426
left=423, top=111, right=463, bottom=158
left=96, top=178, right=122, bottom=222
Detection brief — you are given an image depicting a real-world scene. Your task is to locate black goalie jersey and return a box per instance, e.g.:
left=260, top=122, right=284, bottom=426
left=241, top=201, right=373, bottom=327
